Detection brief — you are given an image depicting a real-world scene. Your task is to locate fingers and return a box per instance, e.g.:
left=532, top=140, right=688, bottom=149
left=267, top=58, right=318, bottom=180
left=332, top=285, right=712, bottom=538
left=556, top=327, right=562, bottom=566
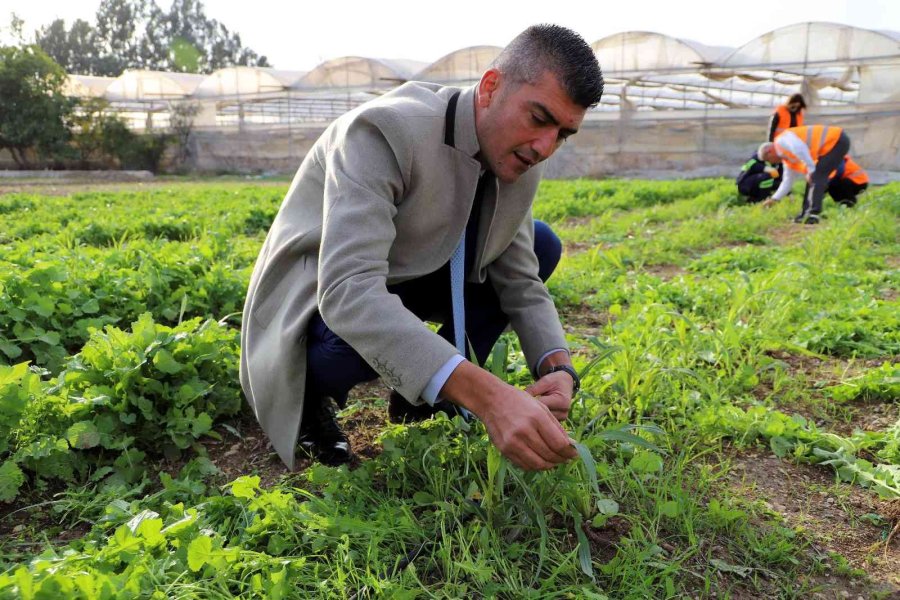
left=538, top=392, right=571, bottom=419
left=524, top=376, right=552, bottom=396
left=497, top=404, right=576, bottom=471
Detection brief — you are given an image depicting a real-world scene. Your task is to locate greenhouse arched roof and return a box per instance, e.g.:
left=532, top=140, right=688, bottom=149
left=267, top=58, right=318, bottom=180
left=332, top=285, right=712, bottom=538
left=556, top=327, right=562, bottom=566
left=721, top=22, right=900, bottom=68
left=194, top=67, right=307, bottom=98
left=63, top=75, right=115, bottom=98
left=295, top=57, right=427, bottom=90
left=105, top=70, right=205, bottom=101
left=414, top=45, right=501, bottom=84
left=591, top=31, right=731, bottom=74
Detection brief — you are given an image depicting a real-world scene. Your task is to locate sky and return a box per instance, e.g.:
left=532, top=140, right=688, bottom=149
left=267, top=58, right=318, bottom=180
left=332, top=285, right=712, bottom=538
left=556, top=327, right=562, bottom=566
left=4, top=0, right=899, bottom=71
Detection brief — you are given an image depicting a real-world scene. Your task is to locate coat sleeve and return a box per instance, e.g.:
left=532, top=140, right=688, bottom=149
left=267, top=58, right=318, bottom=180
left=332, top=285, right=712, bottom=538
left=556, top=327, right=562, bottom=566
left=316, top=109, right=460, bottom=402
left=485, top=211, right=568, bottom=375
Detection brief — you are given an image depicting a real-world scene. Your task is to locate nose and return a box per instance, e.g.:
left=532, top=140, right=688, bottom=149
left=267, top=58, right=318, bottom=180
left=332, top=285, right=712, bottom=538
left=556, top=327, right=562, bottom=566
left=532, top=129, right=559, bottom=161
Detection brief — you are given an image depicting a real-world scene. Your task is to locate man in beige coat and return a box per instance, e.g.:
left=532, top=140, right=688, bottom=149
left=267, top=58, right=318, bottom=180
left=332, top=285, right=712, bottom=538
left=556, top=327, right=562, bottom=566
left=240, top=25, right=604, bottom=471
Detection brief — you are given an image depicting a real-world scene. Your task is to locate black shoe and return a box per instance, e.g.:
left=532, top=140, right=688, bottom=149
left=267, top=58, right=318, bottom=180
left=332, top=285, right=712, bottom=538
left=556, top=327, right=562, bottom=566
left=388, top=391, right=463, bottom=424
left=793, top=212, right=820, bottom=225
left=298, top=397, right=354, bottom=466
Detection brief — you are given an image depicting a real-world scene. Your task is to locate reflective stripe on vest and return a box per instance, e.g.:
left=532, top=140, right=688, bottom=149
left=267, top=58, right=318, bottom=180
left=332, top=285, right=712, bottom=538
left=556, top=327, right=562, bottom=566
left=774, top=138, right=807, bottom=174
left=791, top=125, right=842, bottom=159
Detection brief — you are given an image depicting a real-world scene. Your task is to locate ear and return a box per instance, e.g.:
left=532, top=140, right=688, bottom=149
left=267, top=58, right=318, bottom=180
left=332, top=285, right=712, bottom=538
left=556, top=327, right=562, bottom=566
left=476, top=68, right=501, bottom=108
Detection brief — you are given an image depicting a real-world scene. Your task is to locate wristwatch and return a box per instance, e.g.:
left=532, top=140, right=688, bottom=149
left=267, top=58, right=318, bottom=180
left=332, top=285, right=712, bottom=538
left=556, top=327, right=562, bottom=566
left=543, top=364, right=581, bottom=394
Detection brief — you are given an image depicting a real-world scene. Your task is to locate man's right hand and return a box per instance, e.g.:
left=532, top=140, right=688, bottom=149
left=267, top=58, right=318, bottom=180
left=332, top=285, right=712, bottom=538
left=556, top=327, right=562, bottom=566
left=440, top=361, right=577, bottom=471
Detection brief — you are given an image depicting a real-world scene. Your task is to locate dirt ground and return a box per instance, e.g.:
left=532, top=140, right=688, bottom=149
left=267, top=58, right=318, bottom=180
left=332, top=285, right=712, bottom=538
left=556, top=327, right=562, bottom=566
left=727, top=448, right=900, bottom=597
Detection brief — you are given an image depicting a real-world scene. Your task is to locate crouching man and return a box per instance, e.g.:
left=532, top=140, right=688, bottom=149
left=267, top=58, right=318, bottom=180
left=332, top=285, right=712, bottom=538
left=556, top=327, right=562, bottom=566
left=240, top=25, right=604, bottom=471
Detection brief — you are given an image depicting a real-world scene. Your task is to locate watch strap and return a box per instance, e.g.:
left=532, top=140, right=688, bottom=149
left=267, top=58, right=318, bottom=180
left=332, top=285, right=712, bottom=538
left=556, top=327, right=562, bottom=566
left=543, top=364, right=580, bottom=394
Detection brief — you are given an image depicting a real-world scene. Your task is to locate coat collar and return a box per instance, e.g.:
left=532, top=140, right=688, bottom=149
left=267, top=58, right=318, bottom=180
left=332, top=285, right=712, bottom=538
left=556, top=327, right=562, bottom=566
left=451, top=85, right=481, bottom=160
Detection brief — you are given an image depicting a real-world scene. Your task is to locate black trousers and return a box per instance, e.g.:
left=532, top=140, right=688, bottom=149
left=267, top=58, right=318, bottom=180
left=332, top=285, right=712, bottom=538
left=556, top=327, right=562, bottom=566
left=800, top=132, right=851, bottom=217
left=738, top=173, right=779, bottom=202
left=827, top=179, right=867, bottom=207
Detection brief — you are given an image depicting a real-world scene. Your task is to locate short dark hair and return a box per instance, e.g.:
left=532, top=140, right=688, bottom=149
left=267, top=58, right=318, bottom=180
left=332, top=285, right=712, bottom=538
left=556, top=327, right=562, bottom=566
left=492, top=24, right=604, bottom=109
left=788, top=93, right=806, bottom=109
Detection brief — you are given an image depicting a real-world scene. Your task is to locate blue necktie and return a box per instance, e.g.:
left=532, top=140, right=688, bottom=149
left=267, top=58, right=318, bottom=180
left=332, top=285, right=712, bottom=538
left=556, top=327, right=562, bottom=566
left=450, top=172, right=491, bottom=354
left=449, top=233, right=467, bottom=354
left=447, top=172, right=491, bottom=420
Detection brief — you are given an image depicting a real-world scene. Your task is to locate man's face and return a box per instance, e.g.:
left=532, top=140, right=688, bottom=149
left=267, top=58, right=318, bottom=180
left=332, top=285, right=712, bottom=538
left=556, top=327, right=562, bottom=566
left=788, top=102, right=801, bottom=113
left=474, top=69, right=587, bottom=184
left=764, top=147, right=782, bottom=164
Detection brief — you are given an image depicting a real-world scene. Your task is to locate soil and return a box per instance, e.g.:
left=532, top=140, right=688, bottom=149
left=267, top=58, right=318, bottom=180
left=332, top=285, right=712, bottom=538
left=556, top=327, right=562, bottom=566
left=644, top=263, right=687, bottom=280
left=726, top=447, right=900, bottom=597
left=766, top=224, right=808, bottom=247
left=758, top=352, right=899, bottom=436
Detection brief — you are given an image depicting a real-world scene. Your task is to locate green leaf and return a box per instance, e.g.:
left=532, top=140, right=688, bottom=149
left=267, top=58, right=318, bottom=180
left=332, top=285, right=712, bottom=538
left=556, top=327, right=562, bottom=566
left=66, top=421, right=101, bottom=449
left=572, top=441, right=600, bottom=497
left=596, top=498, right=619, bottom=516
left=573, top=513, right=595, bottom=580
left=153, top=349, right=183, bottom=374
left=629, top=451, right=663, bottom=474
left=709, top=558, right=752, bottom=578
left=37, top=331, right=60, bottom=346
left=0, top=460, right=25, bottom=502
left=769, top=436, right=794, bottom=458
left=595, top=426, right=663, bottom=453
left=658, top=500, right=680, bottom=518
left=230, top=475, right=260, bottom=499
left=0, top=342, right=22, bottom=360
left=412, top=491, right=435, bottom=505
left=187, top=535, right=213, bottom=572
left=490, top=341, right=508, bottom=380
left=190, top=412, right=213, bottom=437
left=80, top=298, right=100, bottom=314
left=126, top=509, right=160, bottom=534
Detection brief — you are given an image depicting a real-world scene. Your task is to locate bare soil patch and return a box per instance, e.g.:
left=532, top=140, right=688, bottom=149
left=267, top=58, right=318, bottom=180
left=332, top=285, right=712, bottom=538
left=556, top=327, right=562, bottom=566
left=759, top=352, right=899, bottom=434
left=643, top=263, right=687, bottom=280
left=767, top=224, right=808, bottom=247
left=727, top=448, right=900, bottom=595
left=560, top=303, right=611, bottom=340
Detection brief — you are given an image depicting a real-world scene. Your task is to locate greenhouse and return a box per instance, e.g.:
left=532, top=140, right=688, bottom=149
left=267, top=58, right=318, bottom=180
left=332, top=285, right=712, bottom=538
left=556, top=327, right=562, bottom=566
left=59, top=21, right=900, bottom=174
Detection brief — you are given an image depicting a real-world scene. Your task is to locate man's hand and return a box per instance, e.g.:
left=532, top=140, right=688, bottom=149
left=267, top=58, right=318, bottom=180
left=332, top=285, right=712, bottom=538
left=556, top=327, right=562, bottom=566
left=761, top=197, right=776, bottom=208
left=440, top=361, right=577, bottom=471
left=525, top=371, right=573, bottom=421
left=480, top=387, right=577, bottom=470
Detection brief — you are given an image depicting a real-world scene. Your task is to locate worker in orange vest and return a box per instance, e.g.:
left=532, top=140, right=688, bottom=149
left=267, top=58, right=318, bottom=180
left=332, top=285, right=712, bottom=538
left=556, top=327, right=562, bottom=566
left=827, top=155, right=868, bottom=207
left=758, top=124, right=851, bottom=224
left=768, top=93, right=806, bottom=142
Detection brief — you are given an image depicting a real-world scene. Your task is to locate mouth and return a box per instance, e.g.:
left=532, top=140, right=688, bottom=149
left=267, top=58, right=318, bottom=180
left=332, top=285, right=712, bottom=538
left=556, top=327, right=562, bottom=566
left=513, top=151, right=535, bottom=169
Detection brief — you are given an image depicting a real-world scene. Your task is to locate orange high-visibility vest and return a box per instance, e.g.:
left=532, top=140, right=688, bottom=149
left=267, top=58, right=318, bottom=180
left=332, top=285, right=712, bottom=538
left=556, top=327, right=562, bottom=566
left=772, top=104, right=803, bottom=139
left=841, top=156, right=868, bottom=185
left=775, top=125, right=843, bottom=174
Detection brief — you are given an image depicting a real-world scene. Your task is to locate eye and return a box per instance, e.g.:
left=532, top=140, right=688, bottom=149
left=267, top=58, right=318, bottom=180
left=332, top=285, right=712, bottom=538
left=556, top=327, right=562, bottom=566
left=531, top=113, right=546, bottom=125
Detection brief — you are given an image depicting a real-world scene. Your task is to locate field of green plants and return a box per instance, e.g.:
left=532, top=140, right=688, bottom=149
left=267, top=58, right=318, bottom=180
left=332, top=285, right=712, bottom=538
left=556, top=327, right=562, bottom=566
left=0, top=178, right=897, bottom=598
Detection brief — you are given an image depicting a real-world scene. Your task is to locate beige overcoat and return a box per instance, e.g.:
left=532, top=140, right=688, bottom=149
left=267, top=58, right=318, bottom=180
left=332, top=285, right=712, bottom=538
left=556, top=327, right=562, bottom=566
left=240, top=82, right=569, bottom=469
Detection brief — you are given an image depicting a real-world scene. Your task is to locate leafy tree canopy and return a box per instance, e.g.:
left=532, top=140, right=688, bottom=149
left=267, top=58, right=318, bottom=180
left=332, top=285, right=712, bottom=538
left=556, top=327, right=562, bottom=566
left=0, top=44, right=73, bottom=166
left=35, top=0, right=270, bottom=76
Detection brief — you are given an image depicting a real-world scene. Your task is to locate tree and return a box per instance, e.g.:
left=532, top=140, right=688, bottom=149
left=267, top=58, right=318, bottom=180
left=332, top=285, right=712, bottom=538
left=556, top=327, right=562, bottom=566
left=0, top=45, right=73, bottom=167
left=34, top=0, right=270, bottom=76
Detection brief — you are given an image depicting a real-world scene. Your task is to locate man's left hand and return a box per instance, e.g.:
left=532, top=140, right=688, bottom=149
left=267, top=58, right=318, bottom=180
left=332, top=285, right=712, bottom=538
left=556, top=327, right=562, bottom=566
left=525, top=372, right=573, bottom=421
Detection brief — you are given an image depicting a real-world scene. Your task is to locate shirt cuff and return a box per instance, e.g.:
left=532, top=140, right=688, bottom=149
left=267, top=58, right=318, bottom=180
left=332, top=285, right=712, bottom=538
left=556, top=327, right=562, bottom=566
left=532, top=348, right=569, bottom=377
left=421, top=354, right=466, bottom=406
